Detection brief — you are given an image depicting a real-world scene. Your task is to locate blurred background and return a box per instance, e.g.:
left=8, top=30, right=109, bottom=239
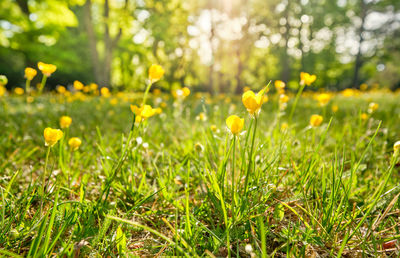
left=1, top=0, right=400, bottom=93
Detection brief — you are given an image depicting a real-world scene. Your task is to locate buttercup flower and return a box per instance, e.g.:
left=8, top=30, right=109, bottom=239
left=310, top=114, right=323, bottom=127
left=226, top=115, right=244, bottom=135
left=0, top=86, right=6, bottom=96
left=279, top=94, right=289, bottom=110
left=38, top=62, right=57, bottom=76
left=74, top=80, right=84, bottom=91
left=130, top=104, right=157, bottom=123
left=60, top=116, right=72, bottom=128
left=182, top=87, right=190, bottom=97
left=316, top=93, right=331, bottom=106
left=394, top=141, right=400, bottom=156
left=14, top=87, right=24, bottom=95
left=44, top=127, right=63, bottom=147
left=155, top=107, right=162, bottom=114
left=89, top=83, right=98, bottom=91
left=275, top=80, right=285, bottom=94
left=172, top=87, right=190, bottom=99
left=210, top=125, right=217, bottom=132
left=196, top=112, right=207, bottom=121
left=281, top=122, right=289, bottom=131
left=361, top=113, right=368, bottom=120
left=153, top=88, right=162, bottom=96
left=368, top=102, right=379, bottom=113
left=101, top=87, right=111, bottom=97
left=300, top=72, right=316, bottom=86
left=242, top=86, right=268, bottom=115
left=68, top=137, right=82, bottom=151
left=149, top=64, right=165, bottom=83
left=25, top=67, right=37, bottom=81
left=332, top=104, right=339, bottom=113
left=57, top=85, right=66, bottom=94
left=360, top=83, right=368, bottom=91
left=27, top=96, right=34, bottom=103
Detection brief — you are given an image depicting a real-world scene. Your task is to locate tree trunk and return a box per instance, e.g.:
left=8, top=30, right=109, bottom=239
left=103, top=0, right=113, bottom=86
left=235, top=47, right=243, bottom=94
left=84, top=0, right=102, bottom=84
left=281, top=3, right=291, bottom=83
left=208, top=16, right=215, bottom=94
left=352, top=0, right=367, bottom=88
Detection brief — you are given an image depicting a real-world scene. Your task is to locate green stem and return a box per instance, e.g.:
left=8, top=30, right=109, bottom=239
left=243, top=116, right=258, bottom=196
left=231, top=136, right=236, bottom=221
left=42, top=147, right=51, bottom=194
left=39, top=75, right=48, bottom=94
left=142, top=81, right=153, bottom=105
left=26, top=79, right=31, bottom=95
left=289, top=83, right=306, bottom=122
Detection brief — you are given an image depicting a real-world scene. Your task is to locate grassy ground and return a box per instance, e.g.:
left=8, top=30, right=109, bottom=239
left=0, top=90, right=400, bottom=257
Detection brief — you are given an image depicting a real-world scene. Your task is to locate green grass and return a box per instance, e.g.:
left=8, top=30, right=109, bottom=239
left=0, top=91, right=399, bottom=257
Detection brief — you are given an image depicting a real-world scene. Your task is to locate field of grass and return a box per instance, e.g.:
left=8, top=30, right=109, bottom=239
left=1, top=84, right=400, bottom=257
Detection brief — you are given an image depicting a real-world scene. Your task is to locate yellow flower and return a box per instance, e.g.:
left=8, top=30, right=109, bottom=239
left=74, top=80, right=84, bottom=91
left=38, top=62, right=57, bottom=76
left=316, top=93, right=331, bottom=106
left=310, top=114, right=323, bottom=127
left=153, top=88, right=162, bottom=95
left=300, top=72, right=316, bottom=86
left=368, top=102, right=379, bottom=113
left=101, top=87, right=111, bottom=97
left=172, top=88, right=190, bottom=99
left=24, top=67, right=37, bottom=80
left=83, top=86, right=90, bottom=93
left=0, top=85, right=6, bottom=96
left=89, top=83, right=98, bottom=91
left=14, top=87, right=24, bottom=95
left=55, top=85, right=65, bottom=94
left=68, top=137, right=82, bottom=151
left=361, top=113, right=368, bottom=121
left=332, top=104, right=339, bottom=113
left=27, top=96, right=34, bottom=103
left=341, top=88, right=358, bottom=97
left=394, top=141, right=400, bottom=156
left=243, top=86, right=251, bottom=92
left=182, top=87, right=190, bottom=97
left=110, top=98, right=118, bottom=105
left=226, top=115, right=244, bottom=135
left=60, top=116, right=72, bottom=129
left=242, top=87, right=268, bottom=115
left=360, top=83, right=368, bottom=91
left=130, top=104, right=157, bottom=122
left=44, top=127, right=63, bottom=147
left=196, top=112, right=207, bottom=121
left=0, top=75, right=8, bottom=86
left=149, top=64, right=165, bottom=83
left=279, top=94, right=289, bottom=104
left=279, top=94, right=289, bottom=110
left=155, top=107, right=162, bottom=114
left=281, top=122, right=289, bottom=131
left=275, top=80, right=285, bottom=93
left=210, top=125, right=217, bottom=132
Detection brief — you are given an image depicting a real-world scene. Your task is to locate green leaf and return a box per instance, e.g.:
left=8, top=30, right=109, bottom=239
left=273, top=203, right=285, bottom=221
left=116, top=225, right=127, bottom=256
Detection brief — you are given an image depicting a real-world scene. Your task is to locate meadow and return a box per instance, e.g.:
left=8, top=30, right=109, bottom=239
left=0, top=68, right=400, bottom=257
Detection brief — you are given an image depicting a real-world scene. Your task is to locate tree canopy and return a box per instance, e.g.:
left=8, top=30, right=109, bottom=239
left=1, top=0, right=400, bottom=92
